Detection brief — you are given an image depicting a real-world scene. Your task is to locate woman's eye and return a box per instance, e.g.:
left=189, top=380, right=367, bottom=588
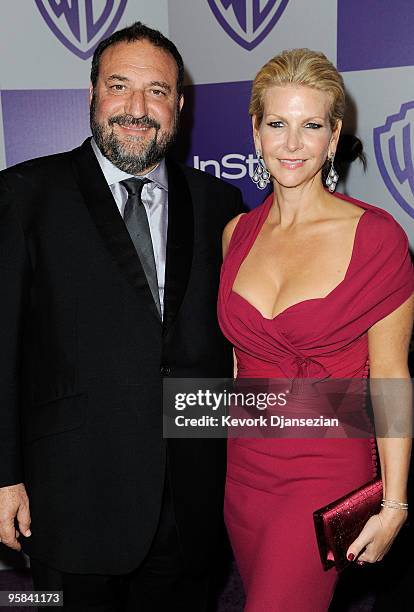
left=268, top=121, right=284, bottom=128
left=305, top=122, right=323, bottom=129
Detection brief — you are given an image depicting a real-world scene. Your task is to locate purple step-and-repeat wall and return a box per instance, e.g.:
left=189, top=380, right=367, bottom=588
left=1, top=1, right=414, bottom=235
left=0, top=0, right=414, bottom=569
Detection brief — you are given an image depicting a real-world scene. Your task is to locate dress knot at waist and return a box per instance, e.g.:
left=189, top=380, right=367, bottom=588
left=281, top=355, right=330, bottom=377
left=238, top=355, right=331, bottom=380
left=279, top=355, right=331, bottom=393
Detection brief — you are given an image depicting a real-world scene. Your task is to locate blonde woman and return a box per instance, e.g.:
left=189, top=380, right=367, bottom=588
left=218, top=49, right=414, bottom=611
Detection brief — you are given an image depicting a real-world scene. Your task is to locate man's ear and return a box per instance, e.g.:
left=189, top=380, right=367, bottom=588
left=178, top=94, right=184, bottom=113
left=89, top=84, right=94, bottom=107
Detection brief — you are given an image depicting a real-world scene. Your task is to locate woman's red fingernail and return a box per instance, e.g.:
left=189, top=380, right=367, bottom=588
left=348, top=553, right=355, bottom=561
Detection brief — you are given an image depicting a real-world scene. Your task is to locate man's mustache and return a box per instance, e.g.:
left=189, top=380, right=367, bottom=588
left=108, top=114, right=160, bottom=130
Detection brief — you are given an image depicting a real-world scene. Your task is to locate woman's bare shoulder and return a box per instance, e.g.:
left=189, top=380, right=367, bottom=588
left=222, top=213, right=246, bottom=257
left=327, top=192, right=365, bottom=221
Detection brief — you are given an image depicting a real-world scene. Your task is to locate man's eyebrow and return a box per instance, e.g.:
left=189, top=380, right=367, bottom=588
left=104, top=76, right=172, bottom=93
left=106, top=74, right=130, bottom=83
left=150, top=81, right=172, bottom=92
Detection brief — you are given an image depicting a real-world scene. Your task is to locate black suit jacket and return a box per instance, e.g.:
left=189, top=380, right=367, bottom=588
left=0, top=138, right=244, bottom=574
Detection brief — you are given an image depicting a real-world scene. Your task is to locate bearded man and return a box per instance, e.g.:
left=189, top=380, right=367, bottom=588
left=0, top=21, right=243, bottom=611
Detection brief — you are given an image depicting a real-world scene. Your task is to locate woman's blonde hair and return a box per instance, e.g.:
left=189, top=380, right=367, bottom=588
left=249, top=48, right=345, bottom=130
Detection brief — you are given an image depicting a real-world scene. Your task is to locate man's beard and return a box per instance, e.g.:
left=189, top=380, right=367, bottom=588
left=90, top=94, right=179, bottom=174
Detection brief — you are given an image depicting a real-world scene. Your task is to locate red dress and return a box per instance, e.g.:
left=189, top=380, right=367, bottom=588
left=218, top=193, right=414, bottom=612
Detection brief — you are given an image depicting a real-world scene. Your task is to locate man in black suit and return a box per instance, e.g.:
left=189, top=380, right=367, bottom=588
left=0, top=22, right=243, bottom=610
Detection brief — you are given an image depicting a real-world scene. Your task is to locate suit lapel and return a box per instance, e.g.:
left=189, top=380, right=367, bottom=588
left=163, top=158, right=194, bottom=335
left=70, top=139, right=161, bottom=323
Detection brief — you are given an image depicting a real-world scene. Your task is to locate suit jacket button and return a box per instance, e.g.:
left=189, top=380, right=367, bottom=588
left=161, top=365, right=171, bottom=376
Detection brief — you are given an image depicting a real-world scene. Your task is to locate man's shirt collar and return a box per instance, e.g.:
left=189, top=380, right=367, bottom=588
left=91, top=138, right=168, bottom=192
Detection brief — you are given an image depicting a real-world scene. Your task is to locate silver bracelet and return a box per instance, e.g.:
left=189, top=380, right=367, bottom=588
left=381, top=499, right=408, bottom=510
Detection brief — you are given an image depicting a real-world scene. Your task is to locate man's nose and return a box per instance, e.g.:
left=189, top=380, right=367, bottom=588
left=124, top=90, right=147, bottom=117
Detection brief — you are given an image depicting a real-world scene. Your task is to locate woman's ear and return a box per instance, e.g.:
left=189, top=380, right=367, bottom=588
left=329, top=119, right=342, bottom=156
left=252, top=115, right=261, bottom=152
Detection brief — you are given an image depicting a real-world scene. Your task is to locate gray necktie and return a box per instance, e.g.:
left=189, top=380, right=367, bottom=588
left=121, top=178, right=161, bottom=317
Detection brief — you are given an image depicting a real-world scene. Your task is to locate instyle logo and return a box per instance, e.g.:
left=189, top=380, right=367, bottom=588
left=374, top=101, right=414, bottom=219
left=207, top=0, right=289, bottom=50
left=34, top=0, right=127, bottom=60
left=193, top=152, right=259, bottom=180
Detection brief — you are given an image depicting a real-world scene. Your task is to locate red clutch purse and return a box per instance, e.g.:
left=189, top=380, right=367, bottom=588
left=313, top=478, right=383, bottom=572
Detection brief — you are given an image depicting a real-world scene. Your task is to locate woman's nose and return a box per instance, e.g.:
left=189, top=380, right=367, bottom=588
left=285, top=127, right=303, bottom=152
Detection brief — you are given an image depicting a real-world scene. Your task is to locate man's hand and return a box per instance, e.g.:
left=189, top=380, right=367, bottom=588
left=0, top=483, right=31, bottom=551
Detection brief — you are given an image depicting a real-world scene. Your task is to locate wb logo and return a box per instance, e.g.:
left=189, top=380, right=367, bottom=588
left=207, top=0, right=289, bottom=50
left=35, top=0, right=127, bottom=60
left=374, top=101, right=414, bottom=219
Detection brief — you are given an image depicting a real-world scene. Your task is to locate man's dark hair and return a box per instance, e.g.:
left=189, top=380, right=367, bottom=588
left=90, top=21, right=184, bottom=98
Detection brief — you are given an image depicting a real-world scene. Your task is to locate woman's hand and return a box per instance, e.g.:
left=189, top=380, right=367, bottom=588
left=346, top=507, right=408, bottom=564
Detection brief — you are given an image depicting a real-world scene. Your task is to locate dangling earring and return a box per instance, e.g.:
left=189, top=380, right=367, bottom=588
left=252, top=150, right=271, bottom=190
left=325, top=154, right=339, bottom=192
